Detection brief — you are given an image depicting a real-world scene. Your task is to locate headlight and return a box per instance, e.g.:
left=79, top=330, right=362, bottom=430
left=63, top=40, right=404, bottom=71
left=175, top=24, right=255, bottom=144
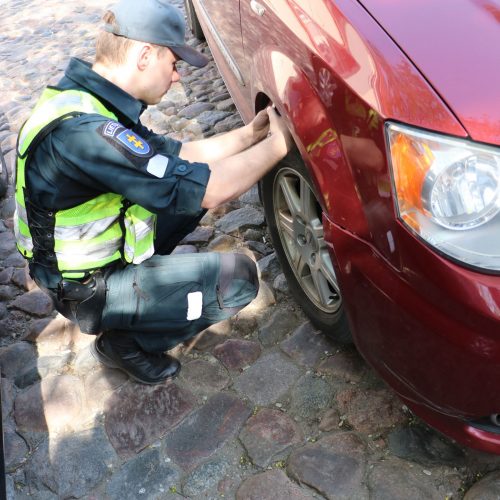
left=386, top=122, right=500, bottom=271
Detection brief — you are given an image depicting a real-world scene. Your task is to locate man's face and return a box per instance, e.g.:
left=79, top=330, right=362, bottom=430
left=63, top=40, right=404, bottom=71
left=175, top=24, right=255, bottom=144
left=141, top=46, right=180, bottom=105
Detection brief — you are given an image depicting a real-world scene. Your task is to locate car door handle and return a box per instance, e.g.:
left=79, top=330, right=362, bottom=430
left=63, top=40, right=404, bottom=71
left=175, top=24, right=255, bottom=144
left=250, top=0, right=266, bottom=16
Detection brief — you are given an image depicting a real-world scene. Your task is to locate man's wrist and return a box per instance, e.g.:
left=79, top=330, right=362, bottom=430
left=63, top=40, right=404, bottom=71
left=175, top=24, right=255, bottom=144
left=244, top=122, right=260, bottom=148
left=267, top=133, right=289, bottom=161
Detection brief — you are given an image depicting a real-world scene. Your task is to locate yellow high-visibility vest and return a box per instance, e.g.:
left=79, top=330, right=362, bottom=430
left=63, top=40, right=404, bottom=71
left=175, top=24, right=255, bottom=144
left=15, top=88, right=156, bottom=279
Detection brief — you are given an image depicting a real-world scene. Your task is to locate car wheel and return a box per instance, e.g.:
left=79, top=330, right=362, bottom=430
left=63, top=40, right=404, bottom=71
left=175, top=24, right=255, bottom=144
left=184, top=0, right=205, bottom=41
left=261, top=150, right=352, bottom=344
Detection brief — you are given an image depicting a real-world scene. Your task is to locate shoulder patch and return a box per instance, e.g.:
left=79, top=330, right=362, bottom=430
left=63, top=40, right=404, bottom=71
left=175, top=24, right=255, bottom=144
left=98, top=121, right=154, bottom=160
left=116, top=129, right=151, bottom=156
left=102, top=120, right=122, bottom=137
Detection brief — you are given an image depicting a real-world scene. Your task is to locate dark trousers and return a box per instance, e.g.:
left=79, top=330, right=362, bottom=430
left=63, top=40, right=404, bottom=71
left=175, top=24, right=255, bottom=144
left=97, top=209, right=259, bottom=353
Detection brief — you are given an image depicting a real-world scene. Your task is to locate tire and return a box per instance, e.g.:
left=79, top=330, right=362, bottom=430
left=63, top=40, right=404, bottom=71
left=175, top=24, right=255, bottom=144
left=184, top=0, right=205, bottom=41
left=261, top=150, right=352, bottom=344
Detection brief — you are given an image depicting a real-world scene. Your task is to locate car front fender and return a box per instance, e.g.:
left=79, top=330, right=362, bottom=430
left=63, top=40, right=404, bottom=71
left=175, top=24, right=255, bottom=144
left=249, top=47, right=372, bottom=240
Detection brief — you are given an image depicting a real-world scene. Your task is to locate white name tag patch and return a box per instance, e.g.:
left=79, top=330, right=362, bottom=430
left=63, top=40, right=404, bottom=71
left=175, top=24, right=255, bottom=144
left=187, top=291, right=203, bottom=320
left=146, top=154, right=169, bottom=178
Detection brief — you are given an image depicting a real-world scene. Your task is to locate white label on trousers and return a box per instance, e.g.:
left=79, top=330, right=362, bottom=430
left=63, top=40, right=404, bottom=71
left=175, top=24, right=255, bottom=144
left=187, top=291, right=203, bottom=320
left=146, top=154, right=169, bottom=178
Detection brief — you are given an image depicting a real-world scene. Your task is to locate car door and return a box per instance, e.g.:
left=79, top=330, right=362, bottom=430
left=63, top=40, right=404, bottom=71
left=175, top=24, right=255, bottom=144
left=239, top=0, right=315, bottom=120
left=197, top=0, right=252, bottom=107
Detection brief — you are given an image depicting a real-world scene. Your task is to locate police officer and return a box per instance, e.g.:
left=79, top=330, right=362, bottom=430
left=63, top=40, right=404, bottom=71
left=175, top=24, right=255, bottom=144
left=14, top=0, right=293, bottom=385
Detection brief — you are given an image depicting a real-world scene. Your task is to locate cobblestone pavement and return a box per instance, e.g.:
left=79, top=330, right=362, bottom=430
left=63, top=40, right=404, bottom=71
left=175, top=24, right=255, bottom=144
left=2, top=0, right=500, bottom=498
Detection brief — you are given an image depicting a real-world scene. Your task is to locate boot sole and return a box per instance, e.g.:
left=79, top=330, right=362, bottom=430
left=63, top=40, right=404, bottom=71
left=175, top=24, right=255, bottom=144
left=90, top=336, right=180, bottom=385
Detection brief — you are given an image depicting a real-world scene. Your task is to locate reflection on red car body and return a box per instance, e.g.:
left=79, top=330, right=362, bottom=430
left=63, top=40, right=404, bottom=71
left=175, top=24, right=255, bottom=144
left=186, top=0, right=500, bottom=453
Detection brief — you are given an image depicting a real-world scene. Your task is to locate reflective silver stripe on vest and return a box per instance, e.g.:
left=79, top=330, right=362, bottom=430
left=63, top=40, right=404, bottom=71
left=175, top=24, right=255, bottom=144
left=124, top=216, right=155, bottom=241
left=13, top=210, right=33, bottom=252
left=56, top=237, right=122, bottom=267
left=54, top=215, right=120, bottom=241
left=124, top=242, right=154, bottom=264
left=123, top=215, right=155, bottom=264
left=15, top=201, right=28, bottom=225
left=19, top=93, right=88, bottom=149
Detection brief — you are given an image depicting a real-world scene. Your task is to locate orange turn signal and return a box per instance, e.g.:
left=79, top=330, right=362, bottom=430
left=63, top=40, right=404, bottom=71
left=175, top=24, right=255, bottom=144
left=390, top=132, right=434, bottom=213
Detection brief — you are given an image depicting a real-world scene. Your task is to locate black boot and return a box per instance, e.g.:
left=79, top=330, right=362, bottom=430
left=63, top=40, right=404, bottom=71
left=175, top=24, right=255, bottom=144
left=91, top=331, right=181, bottom=385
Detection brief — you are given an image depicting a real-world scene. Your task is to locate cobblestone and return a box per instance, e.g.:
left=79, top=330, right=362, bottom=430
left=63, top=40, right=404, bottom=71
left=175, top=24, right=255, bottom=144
left=257, top=252, right=282, bottom=280
left=236, top=469, right=315, bottom=500
left=3, top=252, right=25, bottom=268
left=336, top=386, right=408, bottom=434
left=83, top=370, right=127, bottom=418
left=213, top=338, right=262, bottom=372
left=233, top=352, right=301, bottom=405
left=287, top=433, right=369, bottom=500
left=367, top=458, right=462, bottom=500
left=105, top=382, right=196, bottom=458
left=178, top=101, right=214, bottom=118
left=179, top=358, right=231, bottom=396
left=259, top=308, right=302, bottom=346
left=10, top=290, right=54, bottom=317
left=0, top=268, right=14, bottom=285
left=215, top=206, right=265, bottom=234
left=4, top=424, right=28, bottom=472
left=25, top=427, right=119, bottom=499
left=464, top=471, right=500, bottom=500
left=387, top=425, right=466, bottom=467
left=163, top=392, right=251, bottom=471
left=0, top=285, right=18, bottom=301
left=273, top=273, right=290, bottom=294
left=105, top=447, right=180, bottom=500
left=289, top=373, right=336, bottom=422
left=318, top=408, right=341, bottom=432
left=207, top=234, right=240, bottom=252
left=316, top=349, right=367, bottom=383
left=182, top=442, right=243, bottom=497
left=280, top=321, right=334, bottom=368
left=0, top=342, right=37, bottom=379
left=239, top=408, right=303, bottom=467
left=0, top=303, right=6, bottom=321
left=1, top=377, right=14, bottom=420
left=179, top=225, right=214, bottom=244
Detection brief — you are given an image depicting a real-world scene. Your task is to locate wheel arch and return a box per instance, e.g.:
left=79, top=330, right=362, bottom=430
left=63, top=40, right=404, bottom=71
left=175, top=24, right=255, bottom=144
left=250, top=48, right=370, bottom=238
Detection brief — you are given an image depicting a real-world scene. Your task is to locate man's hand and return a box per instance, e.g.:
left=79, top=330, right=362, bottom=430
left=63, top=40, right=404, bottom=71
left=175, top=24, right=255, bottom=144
left=248, top=108, right=270, bottom=144
left=267, top=107, right=294, bottom=156
left=202, top=107, right=295, bottom=208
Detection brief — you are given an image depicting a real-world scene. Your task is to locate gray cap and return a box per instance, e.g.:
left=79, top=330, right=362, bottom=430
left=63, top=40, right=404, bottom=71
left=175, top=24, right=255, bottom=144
left=105, top=0, right=208, bottom=67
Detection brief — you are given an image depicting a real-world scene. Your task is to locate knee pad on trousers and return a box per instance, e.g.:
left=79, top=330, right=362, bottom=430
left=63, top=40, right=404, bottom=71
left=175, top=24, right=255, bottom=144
left=218, top=253, right=259, bottom=312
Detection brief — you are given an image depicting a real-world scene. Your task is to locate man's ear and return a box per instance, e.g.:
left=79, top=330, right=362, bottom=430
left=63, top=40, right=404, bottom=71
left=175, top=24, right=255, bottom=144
left=137, top=43, right=154, bottom=71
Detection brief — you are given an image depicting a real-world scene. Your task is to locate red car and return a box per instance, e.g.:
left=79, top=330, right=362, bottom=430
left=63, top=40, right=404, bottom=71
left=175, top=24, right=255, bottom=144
left=185, top=0, right=500, bottom=453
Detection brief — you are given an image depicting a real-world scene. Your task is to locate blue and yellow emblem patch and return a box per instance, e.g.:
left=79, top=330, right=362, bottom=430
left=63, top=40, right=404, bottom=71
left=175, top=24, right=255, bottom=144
left=116, top=129, right=151, bottom=156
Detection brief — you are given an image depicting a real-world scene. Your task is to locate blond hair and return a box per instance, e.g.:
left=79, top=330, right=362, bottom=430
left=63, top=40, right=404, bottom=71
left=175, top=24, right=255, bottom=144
left=95, top=12, right=169, bottom=66
left=95, top=12, right=135, bottom=65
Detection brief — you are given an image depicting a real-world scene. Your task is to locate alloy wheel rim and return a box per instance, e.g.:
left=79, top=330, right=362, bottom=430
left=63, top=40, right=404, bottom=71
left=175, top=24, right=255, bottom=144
left=273, top=168, right=342, bottom=314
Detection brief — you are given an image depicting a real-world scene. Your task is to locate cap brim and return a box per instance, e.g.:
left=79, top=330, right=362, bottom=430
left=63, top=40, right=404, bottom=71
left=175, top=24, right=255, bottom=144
left=170, top=45, right=209, bottom=68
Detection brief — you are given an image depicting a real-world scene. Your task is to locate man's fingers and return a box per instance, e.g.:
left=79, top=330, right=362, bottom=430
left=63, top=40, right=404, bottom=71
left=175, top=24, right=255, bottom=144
left=266, top=107, right=293, bottom=153
left=268, top=107, right=286, bottom=133
left=266, top=106, right=278, bottom=119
